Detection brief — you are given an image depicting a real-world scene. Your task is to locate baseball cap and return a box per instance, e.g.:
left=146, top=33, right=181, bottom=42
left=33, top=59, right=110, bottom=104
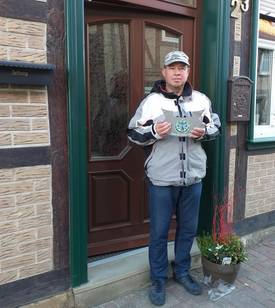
left=164, top=50, right=190, bottom=66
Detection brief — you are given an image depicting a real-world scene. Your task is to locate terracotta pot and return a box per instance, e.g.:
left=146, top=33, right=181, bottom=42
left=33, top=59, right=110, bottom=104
left=201, top=256, right=241, bottom=283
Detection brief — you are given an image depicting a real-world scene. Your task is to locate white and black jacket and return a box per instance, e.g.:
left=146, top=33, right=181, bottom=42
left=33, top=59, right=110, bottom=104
left=127, top=80, right=221, bottom=186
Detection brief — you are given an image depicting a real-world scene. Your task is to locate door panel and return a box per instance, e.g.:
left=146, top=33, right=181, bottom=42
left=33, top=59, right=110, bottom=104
left=86, top=4, right=197, bottom=256
left=89, top=171, right=130, bottom=228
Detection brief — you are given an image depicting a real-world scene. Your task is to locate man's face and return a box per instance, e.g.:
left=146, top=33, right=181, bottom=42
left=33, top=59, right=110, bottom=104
left=161, top=62, right=190, bottom=90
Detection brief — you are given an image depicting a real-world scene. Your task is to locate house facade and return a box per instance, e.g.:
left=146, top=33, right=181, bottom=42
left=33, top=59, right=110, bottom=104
left=0, top=0, right=275, bottom=307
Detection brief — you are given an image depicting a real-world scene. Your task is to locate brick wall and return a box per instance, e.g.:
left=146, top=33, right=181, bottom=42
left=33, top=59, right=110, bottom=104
left=0, top=166, right=53, bottom=285
left=0, top=88, right=50, bottom=148
left=245, top=153, right=275, bottom=217
left=0, top=16, right=49, bottom=148
left=0, top=16, right=53, bottom=286
left=0, top=17, right=46, bottom=63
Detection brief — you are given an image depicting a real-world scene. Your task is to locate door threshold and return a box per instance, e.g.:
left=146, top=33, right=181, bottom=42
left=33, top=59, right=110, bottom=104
left=88, top=246, right=148, bottom=267
left=73, top=241, right=201, bottom=307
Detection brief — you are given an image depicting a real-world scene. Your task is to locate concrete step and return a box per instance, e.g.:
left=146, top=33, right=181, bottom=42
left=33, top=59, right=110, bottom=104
left=73, top=241, right=201, bottom=307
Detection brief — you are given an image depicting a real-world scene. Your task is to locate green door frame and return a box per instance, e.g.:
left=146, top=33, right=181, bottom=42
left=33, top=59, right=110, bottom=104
left=65, top=0, right=230, bottom=287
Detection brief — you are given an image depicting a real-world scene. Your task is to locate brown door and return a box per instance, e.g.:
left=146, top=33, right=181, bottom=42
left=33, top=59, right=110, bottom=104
left=86, top=2, right=198, bottom=256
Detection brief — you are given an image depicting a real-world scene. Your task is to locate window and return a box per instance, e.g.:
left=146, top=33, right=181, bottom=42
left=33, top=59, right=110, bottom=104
left=88, top=23, right=130, bottom=157
left=248, top=1, right=275, bottom=147
left=144, top=26, right=181, bottom=94
left=254, top=39, right=275, bottom=138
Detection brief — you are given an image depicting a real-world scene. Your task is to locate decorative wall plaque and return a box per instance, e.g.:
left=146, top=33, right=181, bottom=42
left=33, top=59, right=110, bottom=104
left=233, top=56, right=241, bottom=76
left=228, top=76, right=253, bottom=121
left=234, top=12, right=242, bottom=41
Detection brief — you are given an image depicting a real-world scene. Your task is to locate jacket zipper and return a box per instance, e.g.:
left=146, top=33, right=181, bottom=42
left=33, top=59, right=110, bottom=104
left=176, top=98, right=186, bottom=184
left=175, top=98, right=183, bottom=117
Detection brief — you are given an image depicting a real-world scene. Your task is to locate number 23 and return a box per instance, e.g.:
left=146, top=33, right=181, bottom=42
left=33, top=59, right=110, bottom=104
left=231, top=0, right=249, bottom=16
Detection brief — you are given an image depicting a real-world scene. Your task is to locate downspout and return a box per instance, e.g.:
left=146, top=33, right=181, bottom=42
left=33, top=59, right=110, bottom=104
left=198, top=1, right=230, bottom=232
left=65, top=0, right=88, bottom=286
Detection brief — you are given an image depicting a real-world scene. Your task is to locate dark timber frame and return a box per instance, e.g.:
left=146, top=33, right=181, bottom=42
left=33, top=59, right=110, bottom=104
left=0, top=0, right=47, bottom=22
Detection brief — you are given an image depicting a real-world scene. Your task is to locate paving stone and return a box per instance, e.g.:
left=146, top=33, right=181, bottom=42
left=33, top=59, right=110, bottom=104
left=221, top=293, right=267, bottom=308
left=93, top=236, right=275, bottom=308
left=94, top=302, right=119, bottom=308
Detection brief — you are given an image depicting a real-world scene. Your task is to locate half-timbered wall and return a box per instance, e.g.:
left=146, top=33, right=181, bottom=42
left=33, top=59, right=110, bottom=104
left=228, top=0, right=275, bottom=234
left=0, top=15, right=53, bottom=286
left=0, top=0, right=69, bottom=307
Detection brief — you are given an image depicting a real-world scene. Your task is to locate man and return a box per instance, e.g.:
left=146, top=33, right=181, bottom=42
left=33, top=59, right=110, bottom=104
left=127, top=50, right=221, bottom=306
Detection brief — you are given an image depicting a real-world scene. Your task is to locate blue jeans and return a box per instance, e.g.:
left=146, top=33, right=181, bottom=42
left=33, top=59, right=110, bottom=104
left=148, top=182, right=202, bottom=283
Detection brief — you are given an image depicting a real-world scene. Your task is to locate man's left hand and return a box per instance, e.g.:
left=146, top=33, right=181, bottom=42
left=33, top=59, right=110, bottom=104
left=190, top=127, right=205, bottom=139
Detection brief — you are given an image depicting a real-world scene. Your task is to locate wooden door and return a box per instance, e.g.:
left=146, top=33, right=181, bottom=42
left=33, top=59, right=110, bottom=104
left=86, top=2, right=197, bottom=256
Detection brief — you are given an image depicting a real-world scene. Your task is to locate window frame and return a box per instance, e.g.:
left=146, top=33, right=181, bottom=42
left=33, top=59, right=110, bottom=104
left=254, top=39, right=275, bottom=139
left=164, top=0, right=197, bottom=8
left=247, top=0, right=275, bottom=150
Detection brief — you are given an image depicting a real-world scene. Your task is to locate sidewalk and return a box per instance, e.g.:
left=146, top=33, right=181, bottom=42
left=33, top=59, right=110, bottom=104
left=93, top=234, right=275, bottom=308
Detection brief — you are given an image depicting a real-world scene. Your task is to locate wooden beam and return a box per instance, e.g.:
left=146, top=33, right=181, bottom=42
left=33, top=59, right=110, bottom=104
left=0, top=269, right=69, bottom=308
left=47, top=0, right=70, bottom=271
left=0, top=147, right=50, bottom=169
left=0, top=0, right=47, bottom=23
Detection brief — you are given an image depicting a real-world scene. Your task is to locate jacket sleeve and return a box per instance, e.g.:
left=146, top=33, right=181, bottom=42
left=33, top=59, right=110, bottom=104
left=197, top=95, right=221, bottom=141
left=127, top=96, right=162, bottom=146
left=202, top=112, right=221, bottom=141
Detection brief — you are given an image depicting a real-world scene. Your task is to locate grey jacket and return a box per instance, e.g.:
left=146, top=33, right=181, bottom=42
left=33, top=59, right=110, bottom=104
left=127, top=80, right=221, bottom=186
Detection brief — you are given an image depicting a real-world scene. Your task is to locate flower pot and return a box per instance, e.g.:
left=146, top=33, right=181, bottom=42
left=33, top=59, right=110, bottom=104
left=201, top=256, right=241, bottom=284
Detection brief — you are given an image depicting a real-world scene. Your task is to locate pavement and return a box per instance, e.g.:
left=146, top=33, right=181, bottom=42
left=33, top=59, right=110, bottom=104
left=93, top=234, right=275, bottom=308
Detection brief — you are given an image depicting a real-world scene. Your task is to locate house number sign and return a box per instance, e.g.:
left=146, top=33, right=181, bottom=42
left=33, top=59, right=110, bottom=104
left=231, top=0, right=249, bottom=18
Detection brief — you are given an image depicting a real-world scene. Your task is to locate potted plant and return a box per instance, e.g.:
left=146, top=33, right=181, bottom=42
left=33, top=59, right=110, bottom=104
left=197, top=202, right=247, bottom=284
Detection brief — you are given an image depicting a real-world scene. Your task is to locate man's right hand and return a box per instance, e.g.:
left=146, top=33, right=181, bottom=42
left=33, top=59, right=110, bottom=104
left=154, top=121, right=171, bottom=138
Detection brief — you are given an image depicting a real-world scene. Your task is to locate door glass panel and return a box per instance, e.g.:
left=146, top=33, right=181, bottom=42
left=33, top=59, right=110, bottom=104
left=165, top=0, right=196, bottom=8
left=144, top=26, right=181, bottom=94
left=89, top=23, right=129, bottom=158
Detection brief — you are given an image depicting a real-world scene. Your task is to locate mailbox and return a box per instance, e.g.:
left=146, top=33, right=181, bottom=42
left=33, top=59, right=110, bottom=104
left=0, top=61, right=55, bottom=86
left=227, top=76, right=253, bottom=121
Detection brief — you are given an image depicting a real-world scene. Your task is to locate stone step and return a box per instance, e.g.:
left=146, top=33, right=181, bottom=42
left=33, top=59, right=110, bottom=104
left=73, top=241, right=201, bottom=307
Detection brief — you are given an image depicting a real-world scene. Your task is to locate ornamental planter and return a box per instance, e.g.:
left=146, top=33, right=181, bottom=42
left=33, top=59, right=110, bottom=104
left=201, top=256, right=241, bottom=284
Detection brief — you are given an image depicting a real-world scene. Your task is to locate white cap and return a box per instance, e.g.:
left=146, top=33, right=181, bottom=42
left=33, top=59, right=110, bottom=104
left=164, top=50, right=190, bottom=66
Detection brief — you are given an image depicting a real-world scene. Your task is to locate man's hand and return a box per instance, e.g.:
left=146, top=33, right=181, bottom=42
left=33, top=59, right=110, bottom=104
left=190, top=127, right=205, bottom=139
left=154, top=121, right=171, bottom=138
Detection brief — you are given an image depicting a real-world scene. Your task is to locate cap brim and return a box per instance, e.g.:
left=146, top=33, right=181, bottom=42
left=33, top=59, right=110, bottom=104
left=165, top=60, right=190, bottom=66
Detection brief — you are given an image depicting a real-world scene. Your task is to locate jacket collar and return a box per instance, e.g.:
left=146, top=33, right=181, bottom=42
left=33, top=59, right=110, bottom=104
left=150, top=79, right=192, bottom=99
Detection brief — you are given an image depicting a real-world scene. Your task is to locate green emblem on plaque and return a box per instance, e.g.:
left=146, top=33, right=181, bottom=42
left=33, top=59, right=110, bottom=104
left=175, top=119, right=190, bottom=134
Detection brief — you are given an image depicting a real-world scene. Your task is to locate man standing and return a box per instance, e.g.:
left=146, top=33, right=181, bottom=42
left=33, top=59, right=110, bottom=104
left=127, top=51, right=221, bottom=306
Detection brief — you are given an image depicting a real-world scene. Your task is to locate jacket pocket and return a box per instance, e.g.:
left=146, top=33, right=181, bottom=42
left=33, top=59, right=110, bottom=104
left=187, top=145, right=207, bottom=177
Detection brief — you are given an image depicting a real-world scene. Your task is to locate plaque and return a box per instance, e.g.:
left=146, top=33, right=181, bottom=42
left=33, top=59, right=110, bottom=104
left=162, top=109, right=204, bottom=136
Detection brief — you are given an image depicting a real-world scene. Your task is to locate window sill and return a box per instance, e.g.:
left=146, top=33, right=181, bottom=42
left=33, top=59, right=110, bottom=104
left=247, top=138, right=275, bottom=150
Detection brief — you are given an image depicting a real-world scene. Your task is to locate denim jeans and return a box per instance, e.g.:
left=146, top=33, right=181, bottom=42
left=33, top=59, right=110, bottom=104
left=148, top=182, right=202, bottom=283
